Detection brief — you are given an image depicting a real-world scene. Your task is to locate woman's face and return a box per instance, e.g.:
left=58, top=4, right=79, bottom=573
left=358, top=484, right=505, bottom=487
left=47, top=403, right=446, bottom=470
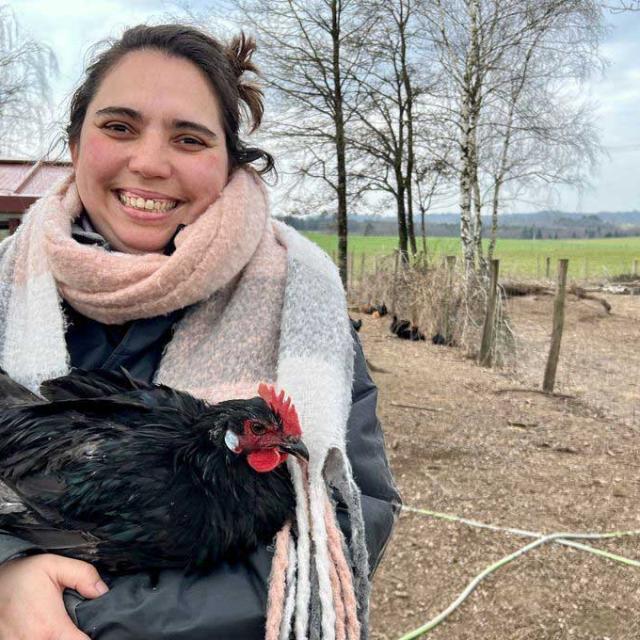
left=71, top=49, right=230, bottom=254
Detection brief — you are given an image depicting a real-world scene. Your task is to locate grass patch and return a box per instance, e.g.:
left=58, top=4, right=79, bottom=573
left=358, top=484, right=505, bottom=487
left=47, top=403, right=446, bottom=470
left=304, top=233, right=640, bottom=279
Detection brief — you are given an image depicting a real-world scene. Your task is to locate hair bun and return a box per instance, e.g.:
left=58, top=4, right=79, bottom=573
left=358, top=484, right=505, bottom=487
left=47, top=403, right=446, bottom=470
left=225, top=32, right=264, bottom=133
left=225, top=32, right=258, bottom=79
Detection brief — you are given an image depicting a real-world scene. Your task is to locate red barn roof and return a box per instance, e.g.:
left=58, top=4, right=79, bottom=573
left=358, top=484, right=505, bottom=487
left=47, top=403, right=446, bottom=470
left=0, top=159, right=73, bottom=216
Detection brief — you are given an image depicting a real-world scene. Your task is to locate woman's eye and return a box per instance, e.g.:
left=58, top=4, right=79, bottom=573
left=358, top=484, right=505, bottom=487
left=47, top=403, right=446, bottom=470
left=103, top=122, right=131, bottom=135
left=177, top=136, right=205, bottom=147
left=250, top=422, right=267, bottom=436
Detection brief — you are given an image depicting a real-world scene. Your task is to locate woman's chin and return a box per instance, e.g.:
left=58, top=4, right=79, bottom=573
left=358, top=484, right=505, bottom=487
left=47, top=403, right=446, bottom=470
left=108, top=228, right=174, bottom=254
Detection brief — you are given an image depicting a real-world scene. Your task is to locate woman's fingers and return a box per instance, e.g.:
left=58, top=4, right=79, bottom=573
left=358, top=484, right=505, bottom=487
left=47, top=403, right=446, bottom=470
left=46, top=554, right=109, bottom=599
left=0, top=554, right=106, bottom=640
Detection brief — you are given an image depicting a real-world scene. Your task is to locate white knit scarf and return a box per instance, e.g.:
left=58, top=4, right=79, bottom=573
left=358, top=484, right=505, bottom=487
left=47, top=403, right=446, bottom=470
left=0, top=173, right=370, bottom=639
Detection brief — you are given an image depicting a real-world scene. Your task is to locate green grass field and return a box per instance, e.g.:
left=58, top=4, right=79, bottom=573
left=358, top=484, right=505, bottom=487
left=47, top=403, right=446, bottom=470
left=304, top=233, right=640, bottom=280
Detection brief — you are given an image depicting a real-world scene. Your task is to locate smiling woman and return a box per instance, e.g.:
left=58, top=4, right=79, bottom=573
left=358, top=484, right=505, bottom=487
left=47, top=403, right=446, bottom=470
left=0, top=22, right=399, bottom=640
left=72, top=50, right=230, bottom=253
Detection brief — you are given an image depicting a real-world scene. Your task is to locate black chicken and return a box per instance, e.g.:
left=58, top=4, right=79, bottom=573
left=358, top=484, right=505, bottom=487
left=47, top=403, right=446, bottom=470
left=0, top=368, right=308, bottom=572
left=390, top=315, right=426, bottom=341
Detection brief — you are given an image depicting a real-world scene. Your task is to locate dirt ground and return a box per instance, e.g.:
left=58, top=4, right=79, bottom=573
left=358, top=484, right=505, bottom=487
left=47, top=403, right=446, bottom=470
left=361, top=292, right=640, bottom=640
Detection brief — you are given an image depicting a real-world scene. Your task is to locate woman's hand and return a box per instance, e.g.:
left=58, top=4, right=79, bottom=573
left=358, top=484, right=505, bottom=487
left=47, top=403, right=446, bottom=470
left=0, top=553, right=109, bottom=640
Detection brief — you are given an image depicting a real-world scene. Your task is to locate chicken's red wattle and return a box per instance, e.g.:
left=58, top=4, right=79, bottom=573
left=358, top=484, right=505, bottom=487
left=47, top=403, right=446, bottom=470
left=247, top=449, right=288, bottom=473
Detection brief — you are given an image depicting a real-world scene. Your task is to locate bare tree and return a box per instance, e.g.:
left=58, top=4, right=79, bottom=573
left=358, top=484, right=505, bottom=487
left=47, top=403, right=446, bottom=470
left=420, top=0, right=604, bottom=280
left=190, top=0, right=605, bottom=291
left=479, top=0, right=604, bottom=262
left=603, top=1, right=640, bottom=10
left=344, top=0, right=424, bottom=262
left=227, top=0, right=447, bottom=267
left=414, top=156, right=453, bottom=257
left=0, top=5, right=57, bottom=158
left=218, top=0, right=376, bottom=287
left=419, top=0, right=486, bottom=276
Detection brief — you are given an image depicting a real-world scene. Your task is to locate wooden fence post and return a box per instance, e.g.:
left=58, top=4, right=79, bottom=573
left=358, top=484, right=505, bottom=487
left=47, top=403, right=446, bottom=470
left=543, top=259, right=569, bottom=393
left=390, top=251, right=400, bottom=315
left=545, top=257, right=551, bottom=279
left=479, top=259, right=500, bottom=367
left=373, top=256, right=380, bottom=304
left=443, top=255, right=457, bottom=344
left=349, top=249, right=356, bottom=287
left=633, top=259, right=638, bottom=278
left=583, top=257, right=589, bottom=281
left=358, top=253, right=366, bottom=299
left=349, top=250, right=355, bottom=295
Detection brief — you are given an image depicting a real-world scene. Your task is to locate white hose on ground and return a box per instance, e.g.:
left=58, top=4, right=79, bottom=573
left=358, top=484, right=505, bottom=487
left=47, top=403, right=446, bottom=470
left=396, top=505, right=640, bottom=639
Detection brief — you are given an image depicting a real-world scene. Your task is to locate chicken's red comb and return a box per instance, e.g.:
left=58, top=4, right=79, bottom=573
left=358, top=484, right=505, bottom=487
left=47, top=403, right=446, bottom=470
left=258, top=383, right=301, bottom=437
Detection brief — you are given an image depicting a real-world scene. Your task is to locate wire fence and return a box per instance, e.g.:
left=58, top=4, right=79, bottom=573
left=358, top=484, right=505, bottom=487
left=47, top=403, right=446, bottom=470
left=343, top=251, right=640, bottom=426
left=338, top=251, right=640, bottom=299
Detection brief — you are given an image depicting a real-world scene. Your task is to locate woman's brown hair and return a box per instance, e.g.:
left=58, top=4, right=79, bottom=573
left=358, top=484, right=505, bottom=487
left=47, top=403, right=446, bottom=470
left=66, top=24, right=274, bottom=175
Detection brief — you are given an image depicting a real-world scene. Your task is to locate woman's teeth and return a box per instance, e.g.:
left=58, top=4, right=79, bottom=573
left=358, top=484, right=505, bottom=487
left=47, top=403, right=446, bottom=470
left=118, top=191, right=178, bottom=212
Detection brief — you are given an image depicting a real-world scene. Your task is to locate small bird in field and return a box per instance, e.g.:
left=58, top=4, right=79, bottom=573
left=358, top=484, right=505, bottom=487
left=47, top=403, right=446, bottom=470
left=0, top=368, right=308, bottom=572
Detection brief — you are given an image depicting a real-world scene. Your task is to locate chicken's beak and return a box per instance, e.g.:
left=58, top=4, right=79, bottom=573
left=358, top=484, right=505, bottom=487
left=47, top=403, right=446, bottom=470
left=279, top=439, right=309, bottom=461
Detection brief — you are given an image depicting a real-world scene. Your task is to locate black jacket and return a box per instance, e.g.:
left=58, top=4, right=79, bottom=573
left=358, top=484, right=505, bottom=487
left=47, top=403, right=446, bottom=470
left=0, top=304, right=400, bottom=639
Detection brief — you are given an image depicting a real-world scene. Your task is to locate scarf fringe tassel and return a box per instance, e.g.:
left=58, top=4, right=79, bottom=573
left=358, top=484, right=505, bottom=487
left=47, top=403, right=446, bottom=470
left=266, top=458, right=366, bottom=640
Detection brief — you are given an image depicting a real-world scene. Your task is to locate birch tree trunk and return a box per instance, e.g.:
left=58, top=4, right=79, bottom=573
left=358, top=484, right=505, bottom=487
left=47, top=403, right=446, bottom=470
left=458, top=0, right=481, bottom=278
left=471, top=103, right=484, bottom=272
left=488, top=180, right=501, bottom=263
left=395, top=161, right=410, bottom=263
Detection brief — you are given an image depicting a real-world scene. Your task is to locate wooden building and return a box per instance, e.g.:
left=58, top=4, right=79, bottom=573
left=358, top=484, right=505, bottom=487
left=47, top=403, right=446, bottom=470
left=0, top=159, right=73, bottom=233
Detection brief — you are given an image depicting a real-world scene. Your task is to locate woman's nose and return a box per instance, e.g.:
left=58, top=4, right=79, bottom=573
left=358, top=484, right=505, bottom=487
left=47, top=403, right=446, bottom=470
left=127, top=133, right=172, bottom=179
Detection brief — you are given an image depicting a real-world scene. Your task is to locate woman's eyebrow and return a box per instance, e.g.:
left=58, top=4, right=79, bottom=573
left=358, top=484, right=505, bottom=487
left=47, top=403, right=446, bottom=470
left=95, top=106, right=141, bottom=120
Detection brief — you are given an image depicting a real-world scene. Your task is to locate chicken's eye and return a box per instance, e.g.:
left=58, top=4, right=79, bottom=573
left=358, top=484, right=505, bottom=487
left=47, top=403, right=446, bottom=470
left=250, top=422, right=267, bottom=436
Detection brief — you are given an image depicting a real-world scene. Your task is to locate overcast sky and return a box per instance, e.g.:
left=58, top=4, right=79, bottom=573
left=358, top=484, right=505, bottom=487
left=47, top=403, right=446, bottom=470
left=6, top=0, right=640, bottom=214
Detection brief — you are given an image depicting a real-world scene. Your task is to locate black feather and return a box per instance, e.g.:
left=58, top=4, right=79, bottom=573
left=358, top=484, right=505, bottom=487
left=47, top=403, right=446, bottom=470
left=0, top=367, right=41, bottom=407
left=0, top=369, right=299, bottom=572
left=40, top=367, right=153, bottom=400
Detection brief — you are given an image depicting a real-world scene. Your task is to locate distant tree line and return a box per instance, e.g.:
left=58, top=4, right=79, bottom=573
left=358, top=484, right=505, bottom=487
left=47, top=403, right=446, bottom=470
left=279, top=211, right=640, bottom=240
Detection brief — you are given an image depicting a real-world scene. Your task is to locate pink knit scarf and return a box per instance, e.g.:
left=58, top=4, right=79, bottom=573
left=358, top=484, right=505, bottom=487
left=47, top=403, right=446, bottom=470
left=44, top=168, right=270, bottom=324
